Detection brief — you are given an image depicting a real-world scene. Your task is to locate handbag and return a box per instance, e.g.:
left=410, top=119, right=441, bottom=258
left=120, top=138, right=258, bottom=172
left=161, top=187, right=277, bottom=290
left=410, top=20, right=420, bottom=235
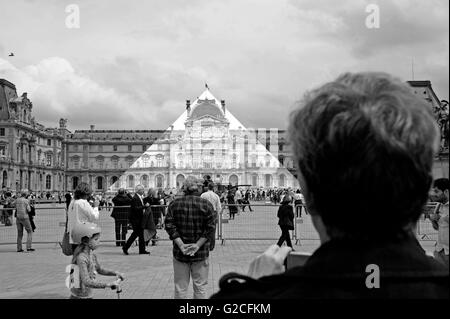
left=60, top=206, right=73, bottom=256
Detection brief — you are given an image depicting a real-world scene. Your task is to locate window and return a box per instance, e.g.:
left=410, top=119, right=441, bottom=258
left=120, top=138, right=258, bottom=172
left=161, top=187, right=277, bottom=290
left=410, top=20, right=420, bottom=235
left=73, top=159, right=80, bottom=169
left=72, top=177, right=79, bottom=190
left=278, top=155, right=285, bottom=166
left=45, top=175, right=52, bottom=190
left=97, top=158, right=104, bottom=169
left=112, top=158, right=118, bottom=169
left=46, top=154, right=52, bottom=166
left=0, top=145, right=6, bottom=156
left=143, top=155, right=149, bottom=167
left=113, top=145, right=118, bottom=151
left=232, top=154, right=237, bottom=168
left=97, top=177, right=103, bottom=190
left=142, top=145, right=147, bottom=152
left=98, top=145, right=103, bottom=152
left=126, top=157, right=133, bottom=168
left=47, top=139, right=51, bottom=146
left=156, top=155, right=164, bottom=167
left=0, top=128, right=5, bottom=136
left=73, top=145, right=78, bottom=152
left=128, top=145, right=132, bottom=152
left=279, top=144, right=283, bottom=152
left=127, top=175, right=134, bottom=189
left=157, top=144, right=163, bottom=151
left=156, top=175, right=164, bottom=188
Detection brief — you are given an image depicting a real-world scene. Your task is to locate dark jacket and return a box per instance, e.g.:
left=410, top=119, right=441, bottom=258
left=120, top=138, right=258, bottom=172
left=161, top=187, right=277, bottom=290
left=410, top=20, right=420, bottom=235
left=211, top=234, right=449, bottom=299
left=111, top=193, right=132, bottom=221
left=277, top=204, right=294, bottom=229
left=129, top=194, right=145, bottom=226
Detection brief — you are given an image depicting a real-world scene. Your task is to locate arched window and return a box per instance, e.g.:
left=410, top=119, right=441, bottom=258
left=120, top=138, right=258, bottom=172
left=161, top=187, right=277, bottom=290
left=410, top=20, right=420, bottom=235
left=252, top=174, right=258, bottom=187
left=229, top=174, right=238, bottom=186
left=96, top=176, right=103, bottom=190
left=72, top=176, right=79, bottom=190
left=177, top=154, right=184, bottom=168
left=176, top=174, right=185, bottom=189
left=127, top=175, right=134, bottom=189
left=279, top=174, right=286, bottom=187
left=110, top=176, right=118, bottom=188
left=45, top=175, right=52, bottom=190
left=265, top=174, right=272, bottom=188
left=141, top=175, right=149, bottom=188
left=2, top=171, right=7, bottom=187
left=251, top=154, right=257, bottom=168
left=156, top=175, right=164, bottom=188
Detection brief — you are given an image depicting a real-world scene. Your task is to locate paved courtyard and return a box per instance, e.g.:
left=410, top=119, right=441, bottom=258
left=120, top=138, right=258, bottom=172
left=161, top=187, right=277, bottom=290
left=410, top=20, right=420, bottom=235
left=0, top=203, right=438, bottom=299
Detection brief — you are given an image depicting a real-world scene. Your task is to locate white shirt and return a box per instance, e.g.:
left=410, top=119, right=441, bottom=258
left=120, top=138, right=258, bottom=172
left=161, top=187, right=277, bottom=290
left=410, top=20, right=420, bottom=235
left=201, top=191, right=222, bottom=213
left=67, top=199, right=100, bottom=244
left=436, top=202, right=449, bottom=255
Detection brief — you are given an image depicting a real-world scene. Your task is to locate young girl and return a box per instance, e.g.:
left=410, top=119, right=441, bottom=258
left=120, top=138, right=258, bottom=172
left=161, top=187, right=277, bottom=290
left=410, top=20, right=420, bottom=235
left=69, top=222, right=125, bottom=299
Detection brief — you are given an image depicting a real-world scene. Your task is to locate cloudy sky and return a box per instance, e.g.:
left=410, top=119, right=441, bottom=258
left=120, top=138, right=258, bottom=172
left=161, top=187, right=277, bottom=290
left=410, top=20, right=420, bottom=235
left=0, top=0, right=448, bottom=131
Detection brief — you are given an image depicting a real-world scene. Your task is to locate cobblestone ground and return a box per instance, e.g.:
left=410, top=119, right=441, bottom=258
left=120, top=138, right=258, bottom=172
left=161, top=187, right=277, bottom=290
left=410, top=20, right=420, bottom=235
left=0, top=203, right=438, bottom=299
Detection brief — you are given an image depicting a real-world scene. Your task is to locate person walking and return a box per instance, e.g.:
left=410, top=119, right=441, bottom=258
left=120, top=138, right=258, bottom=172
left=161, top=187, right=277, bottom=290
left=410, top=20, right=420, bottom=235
left=111, top=189, right=132, bottom=247
left=14, top=190, right=34, bottom=252
left=276, top=195, right=294, bottom=248
left=122, top=185, right=150, bottom=255
left=165, top=177, right=216, bottom=299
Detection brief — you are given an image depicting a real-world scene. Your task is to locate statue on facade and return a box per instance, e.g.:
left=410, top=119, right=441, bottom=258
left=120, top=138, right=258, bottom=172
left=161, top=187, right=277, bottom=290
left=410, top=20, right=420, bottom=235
left=435, top=100, right=449, bottom=152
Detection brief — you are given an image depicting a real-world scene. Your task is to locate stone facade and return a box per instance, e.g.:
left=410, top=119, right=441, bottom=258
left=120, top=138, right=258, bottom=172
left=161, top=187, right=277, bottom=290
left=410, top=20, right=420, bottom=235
left=1, top=78, right=448, bottom=193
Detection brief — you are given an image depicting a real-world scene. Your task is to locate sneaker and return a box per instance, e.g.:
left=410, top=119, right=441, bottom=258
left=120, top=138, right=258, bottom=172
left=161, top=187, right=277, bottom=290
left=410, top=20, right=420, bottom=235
left=122, top=247, right=129, bottom=255
left=139, top=251, right=150, bottom=255
left=27, top=248, right=35, bottom=252
left=17, top=249, right=24, bottom=252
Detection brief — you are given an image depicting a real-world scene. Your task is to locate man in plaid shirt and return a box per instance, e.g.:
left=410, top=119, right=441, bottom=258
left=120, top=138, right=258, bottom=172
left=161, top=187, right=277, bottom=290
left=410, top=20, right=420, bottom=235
left=165, top=177, right=216, bottom=299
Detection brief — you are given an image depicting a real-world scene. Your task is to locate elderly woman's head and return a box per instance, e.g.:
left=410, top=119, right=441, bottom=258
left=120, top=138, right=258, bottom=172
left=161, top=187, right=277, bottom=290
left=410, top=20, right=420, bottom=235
left=74, top=183, right=93, bottom=200
left=288, top=72, right=439, bottom=241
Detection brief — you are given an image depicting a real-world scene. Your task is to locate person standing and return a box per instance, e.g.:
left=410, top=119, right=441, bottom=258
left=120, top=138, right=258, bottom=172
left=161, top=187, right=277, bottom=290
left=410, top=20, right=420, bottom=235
left=65, top=192, right=72, bottom=211
left=165, top=177, right=215, bottom=299
left=242, top=189, right=253, bottom=212
left=201, top=182, right=221, bottom=251
left=429, top=178, right=449, bottom=268
left=276, top=195, right=294, bottom=248
left=122, top=185, right=150, bottom=255
left=14, top=190, right=33, bottom=252
left=67, top=183, right=100, bottom=252
left=111, top=189, right=132, bottom=247
left=227, top=189, right=237, bottom=220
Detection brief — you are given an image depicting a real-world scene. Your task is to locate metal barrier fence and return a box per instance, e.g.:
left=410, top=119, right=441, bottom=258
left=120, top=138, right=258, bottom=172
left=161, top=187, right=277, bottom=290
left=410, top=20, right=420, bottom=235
left=0, top=202, right=440, bottom=246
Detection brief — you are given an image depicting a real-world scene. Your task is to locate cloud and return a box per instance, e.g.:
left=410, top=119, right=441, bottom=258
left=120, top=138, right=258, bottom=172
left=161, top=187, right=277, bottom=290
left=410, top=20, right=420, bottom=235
left=0, top=57, right=156, bottom=129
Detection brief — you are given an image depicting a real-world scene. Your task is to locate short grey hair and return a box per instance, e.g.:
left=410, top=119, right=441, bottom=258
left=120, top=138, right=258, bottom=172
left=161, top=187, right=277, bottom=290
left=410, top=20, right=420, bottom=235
left=182, top=176, right=199, bottom=194
left=288, top=72, right=440, bottom=239
left=20, top=189, right=29, bottom=197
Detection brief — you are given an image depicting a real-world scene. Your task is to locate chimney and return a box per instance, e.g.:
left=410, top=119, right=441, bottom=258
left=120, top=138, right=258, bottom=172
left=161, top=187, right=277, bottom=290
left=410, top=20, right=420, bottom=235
left=90, top=125, right=95, bottom=131
left=221, top=100, right=226, bottom=114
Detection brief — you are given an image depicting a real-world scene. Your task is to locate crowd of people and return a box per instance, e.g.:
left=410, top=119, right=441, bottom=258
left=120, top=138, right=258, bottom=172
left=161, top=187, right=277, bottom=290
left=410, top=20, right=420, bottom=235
left=3, top=72, right=449, bottom=299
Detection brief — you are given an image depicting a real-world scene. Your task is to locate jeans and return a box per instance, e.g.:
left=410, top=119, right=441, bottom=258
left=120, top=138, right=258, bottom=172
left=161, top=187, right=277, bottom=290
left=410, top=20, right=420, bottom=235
left=17, top=217, right=33, bottom=250
left=173, top=257, right=209, bottom=299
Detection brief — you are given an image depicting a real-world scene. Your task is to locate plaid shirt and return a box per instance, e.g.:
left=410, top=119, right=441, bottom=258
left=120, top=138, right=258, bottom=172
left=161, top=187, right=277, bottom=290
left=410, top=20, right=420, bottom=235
left=165, top=195, right=215, bottom=263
